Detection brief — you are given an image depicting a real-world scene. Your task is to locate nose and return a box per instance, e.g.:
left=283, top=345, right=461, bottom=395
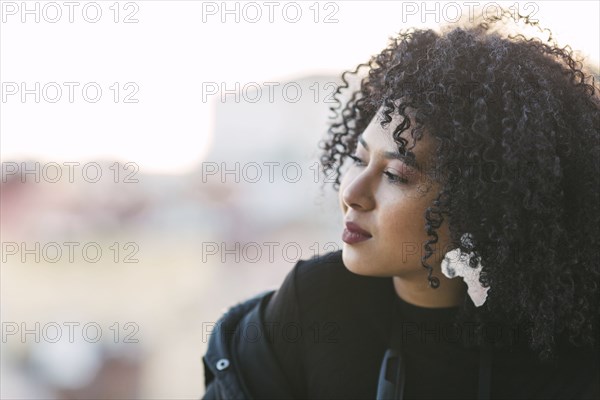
left=341, top=168, right=375, bottom=212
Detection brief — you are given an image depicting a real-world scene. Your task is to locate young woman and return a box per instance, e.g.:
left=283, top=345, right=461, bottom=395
left=202, top=11, right=599, bottom=399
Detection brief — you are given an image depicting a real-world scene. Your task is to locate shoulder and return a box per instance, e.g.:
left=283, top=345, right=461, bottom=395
left=202, top=250, right=395, bottom=399
left=202, top=290, right=273, bottom=399
left=492, top=336, right=600, bottom=399
left=203, top=289, right=301, bottom=399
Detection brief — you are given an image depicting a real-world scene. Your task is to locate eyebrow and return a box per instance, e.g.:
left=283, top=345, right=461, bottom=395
left=358, top=135, right=422, bottom=171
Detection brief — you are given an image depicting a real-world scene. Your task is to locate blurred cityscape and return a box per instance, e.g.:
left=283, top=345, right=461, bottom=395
left=1, top=75, right=345, bottom=399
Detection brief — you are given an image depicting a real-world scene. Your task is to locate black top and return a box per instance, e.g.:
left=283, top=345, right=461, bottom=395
left=251, top=250, right=599, bottom=399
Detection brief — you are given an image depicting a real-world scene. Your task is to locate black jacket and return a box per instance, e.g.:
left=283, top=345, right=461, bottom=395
left=202, top=252, right=600, bottom=399
left=201, top=289, right=496, bottom=400
left=202, top=289, right=293, bottom=399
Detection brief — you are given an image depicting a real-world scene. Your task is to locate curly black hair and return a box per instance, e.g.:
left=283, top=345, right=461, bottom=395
left=318, top=10, right=599, bottom=363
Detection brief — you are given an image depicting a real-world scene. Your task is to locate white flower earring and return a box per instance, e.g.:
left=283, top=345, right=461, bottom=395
left=440, top=233, right=490, bottom=307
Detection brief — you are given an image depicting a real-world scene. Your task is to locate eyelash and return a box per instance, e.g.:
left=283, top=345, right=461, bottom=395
left=348, top=154, right=409, bottom=185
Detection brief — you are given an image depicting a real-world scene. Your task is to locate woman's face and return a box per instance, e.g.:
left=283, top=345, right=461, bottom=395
left=339, top=111, right=451, bottom=279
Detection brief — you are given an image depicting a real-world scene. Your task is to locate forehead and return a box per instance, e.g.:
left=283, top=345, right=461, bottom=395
left=360, top=109, right=436, bottom=162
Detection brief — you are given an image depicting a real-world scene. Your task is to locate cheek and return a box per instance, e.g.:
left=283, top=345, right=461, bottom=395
left=377, top=193, right=432, bottom=249
left=379, top=203, right=425, bottom=245
left=381, top=197, right=451, bottom=267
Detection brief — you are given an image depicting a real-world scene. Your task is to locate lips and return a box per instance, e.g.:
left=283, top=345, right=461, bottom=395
left=342, top=221, right=372, bottom=244
left=345, top=221, right=372, bottom=237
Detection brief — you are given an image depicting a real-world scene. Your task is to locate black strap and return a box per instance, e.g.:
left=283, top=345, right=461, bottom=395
left=376, top=299, right=493, bottom=400
left=376, top=299, right=407, bottom=400
left=376, top=347, right=405, bottom=400
left=478, top=341, right=492, bottom=400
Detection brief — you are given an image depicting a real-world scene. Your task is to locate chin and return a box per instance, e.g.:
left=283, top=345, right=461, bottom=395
left=342, top=246, right=424, bottom=279
left=341, top=247, right=385, bottom=277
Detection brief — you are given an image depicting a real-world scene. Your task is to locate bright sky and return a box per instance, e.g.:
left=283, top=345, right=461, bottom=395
left=2, top=1, right=598, bottom=174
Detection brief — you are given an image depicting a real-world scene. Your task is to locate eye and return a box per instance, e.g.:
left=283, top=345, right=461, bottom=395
left=348, top=154, right=365, bottom=166
left=383, top=171, right=409, bottom=185
left=349, top=153, right=409, bottom=185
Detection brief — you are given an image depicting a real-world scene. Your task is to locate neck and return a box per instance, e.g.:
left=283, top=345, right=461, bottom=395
left=392, top=272, right=466, bottom=308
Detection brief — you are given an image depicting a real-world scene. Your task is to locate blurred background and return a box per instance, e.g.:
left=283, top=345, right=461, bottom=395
left=1, top=1, right=598, bottom=398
